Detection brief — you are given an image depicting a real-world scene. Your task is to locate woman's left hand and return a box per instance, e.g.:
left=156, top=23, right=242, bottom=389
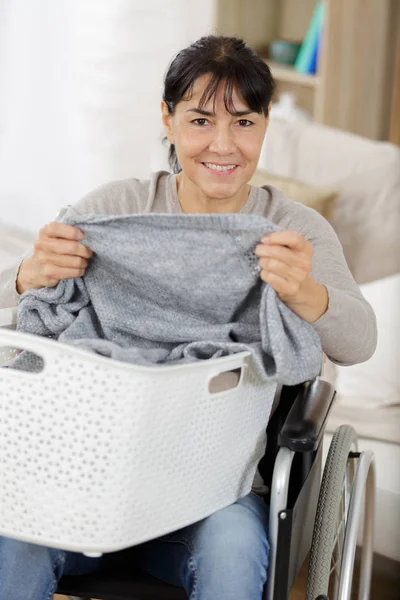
left=255, top=231, right=329, bottom=323
left=255, top=231, right=313, bottom=302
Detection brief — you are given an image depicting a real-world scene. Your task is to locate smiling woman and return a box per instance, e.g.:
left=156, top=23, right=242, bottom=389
left=0, top=34, right=378, bottom=600
left=161, top=36, right=275, bottom=213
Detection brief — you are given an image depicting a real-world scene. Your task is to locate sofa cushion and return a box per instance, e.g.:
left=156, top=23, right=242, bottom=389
left=335, top=273, right=400, bottom=409
left=325, top=273, right=400, bottom=445
left=250, top=170, right=338, bottom=222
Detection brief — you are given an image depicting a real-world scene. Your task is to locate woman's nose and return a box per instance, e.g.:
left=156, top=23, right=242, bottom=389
left=208, top=126, right=236, bottom=155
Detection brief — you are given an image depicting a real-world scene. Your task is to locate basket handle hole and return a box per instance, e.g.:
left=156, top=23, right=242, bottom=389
left=2, top=348, right=45, bottom=373
left=208, top=368, right=242, bottom=394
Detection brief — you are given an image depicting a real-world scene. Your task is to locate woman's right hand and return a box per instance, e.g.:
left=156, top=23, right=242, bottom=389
left=16, top=222, right=94, bottom=294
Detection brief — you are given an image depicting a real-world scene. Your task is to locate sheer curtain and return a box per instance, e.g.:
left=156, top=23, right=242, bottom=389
left=0, top=0, right=215, bottom=233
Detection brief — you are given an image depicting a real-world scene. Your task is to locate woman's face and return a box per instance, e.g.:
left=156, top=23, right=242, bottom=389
left=162, top=74, right=270, bottom=200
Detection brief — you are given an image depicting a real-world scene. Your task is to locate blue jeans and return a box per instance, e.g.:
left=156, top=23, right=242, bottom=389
left=0, top=492, right=269, bottom=600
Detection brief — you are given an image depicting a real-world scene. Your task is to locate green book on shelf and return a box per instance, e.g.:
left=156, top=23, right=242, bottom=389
left=294, top=1, right=324, bottom=74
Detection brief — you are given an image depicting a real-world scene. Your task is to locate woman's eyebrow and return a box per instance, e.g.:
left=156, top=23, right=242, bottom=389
left=186, top=108, right=255, bottom=117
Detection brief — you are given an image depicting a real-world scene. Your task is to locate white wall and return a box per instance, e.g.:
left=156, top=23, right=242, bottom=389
left=0, top=0, right=216, bottom=233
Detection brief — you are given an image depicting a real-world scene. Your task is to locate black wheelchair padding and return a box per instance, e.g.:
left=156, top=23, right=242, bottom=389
left=257, top=381, right=303, bottom=493
left=278, top=379, right=336, bottom=452
left=58, top=568, right=187, bottom=600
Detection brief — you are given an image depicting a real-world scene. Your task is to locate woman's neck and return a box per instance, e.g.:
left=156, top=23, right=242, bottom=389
left=176, top=172, right=251, bottom=214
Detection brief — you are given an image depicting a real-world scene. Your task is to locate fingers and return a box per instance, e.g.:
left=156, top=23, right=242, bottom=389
left=35, top=237, right=93, bottom=259
left=258, top=257, right=308, bottom=281
left=259, top=270, right=300, bottom=298
left=255, top=243, right=311, bottom=271
left=29, top=221, right=94, bottom=288
left=40, top=264, right=86, bottom=282
left=261, top=231, right=309, bottom=250
left=36, top=222, right=93, bottom=259
left=16, top=253, right=86, bottom=293
left=40, top=222, right=85, bottom=241
left=255, top=233, right=313, bottom=295
left=36, top=251, right=90, bottom=270
left=38, top=222, right=93, bottom=256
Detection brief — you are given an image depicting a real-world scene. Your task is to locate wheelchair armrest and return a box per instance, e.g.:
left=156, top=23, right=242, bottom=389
left=278, top=378, right=336, bottom=452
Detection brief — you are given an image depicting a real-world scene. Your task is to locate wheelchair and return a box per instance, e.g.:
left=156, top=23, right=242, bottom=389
left=0, top=307, right=375, bottom=600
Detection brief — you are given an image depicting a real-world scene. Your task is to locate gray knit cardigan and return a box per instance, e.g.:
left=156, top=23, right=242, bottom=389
left=14, top=212, right=323, bottom=384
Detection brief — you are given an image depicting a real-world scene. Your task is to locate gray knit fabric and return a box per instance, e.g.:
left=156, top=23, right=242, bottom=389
left=13, top=211, right=323, bottom=384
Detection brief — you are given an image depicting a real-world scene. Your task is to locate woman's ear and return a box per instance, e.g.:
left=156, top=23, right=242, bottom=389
left=267, top=101, right=272, bottom=122
left=161, top=101, right=174, bottom=143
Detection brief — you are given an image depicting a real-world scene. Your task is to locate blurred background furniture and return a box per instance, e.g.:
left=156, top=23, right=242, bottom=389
left=215, top=0, right=400, bottom=141
left=389, top=5, right=400, bottom=145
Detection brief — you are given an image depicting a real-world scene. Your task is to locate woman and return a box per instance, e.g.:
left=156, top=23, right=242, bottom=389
left=0, top=35, right=376, bottom=600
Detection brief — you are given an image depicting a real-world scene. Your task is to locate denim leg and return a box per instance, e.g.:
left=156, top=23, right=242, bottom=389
left=0, top=536, right=66, bottom=600
left=0, top=494, right=269, bottom=600
left=137, top=492, right=270, bottom=600
left=0, top=535, right=109, bottom=600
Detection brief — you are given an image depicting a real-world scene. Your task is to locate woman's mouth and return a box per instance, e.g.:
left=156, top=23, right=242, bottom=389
left=202, top=162, right=239, bottom=175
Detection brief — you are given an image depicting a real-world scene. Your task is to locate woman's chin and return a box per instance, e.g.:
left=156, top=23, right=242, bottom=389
left=201, top=179, right=246, bottom=199
left=197, top=182, right=235, bottom=199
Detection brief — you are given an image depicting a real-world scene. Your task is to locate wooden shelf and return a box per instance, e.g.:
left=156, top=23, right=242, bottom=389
left=265, top=60, right=319, bottom=88
left=216, top=0, right=398, bottom=139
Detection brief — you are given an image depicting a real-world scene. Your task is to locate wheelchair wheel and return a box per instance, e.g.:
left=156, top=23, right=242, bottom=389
left=306, top=425, right=375, bottom=600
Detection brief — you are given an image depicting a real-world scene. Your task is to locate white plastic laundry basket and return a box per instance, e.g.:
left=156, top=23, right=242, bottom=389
left=0, top=329, right=276, bottom=554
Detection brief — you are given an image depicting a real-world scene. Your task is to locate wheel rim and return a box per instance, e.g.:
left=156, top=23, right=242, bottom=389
left=329, top=455, right=356, bottom=600
left=338, top=452, right=375, bottom=600
left=306, top=427, right=374, bottom=600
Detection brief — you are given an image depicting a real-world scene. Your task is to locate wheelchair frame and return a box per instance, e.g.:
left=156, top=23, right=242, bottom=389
left=0, top=307, right=375, bottom=600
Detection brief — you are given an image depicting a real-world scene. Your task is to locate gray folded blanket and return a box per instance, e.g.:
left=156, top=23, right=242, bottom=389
left=14, top=212, right=323, bottom=385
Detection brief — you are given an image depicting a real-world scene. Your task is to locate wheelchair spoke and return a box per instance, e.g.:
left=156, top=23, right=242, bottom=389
left=329, top=552, right=340, bottom=600
left=330, top=555, right=340, bottom=577
left=344, top=459, right=355, bottom=524
left=332, top=514, right=345, bottom=551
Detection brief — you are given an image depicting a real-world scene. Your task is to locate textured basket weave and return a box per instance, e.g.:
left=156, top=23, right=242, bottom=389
left=0, top=330, right=276, bottom=554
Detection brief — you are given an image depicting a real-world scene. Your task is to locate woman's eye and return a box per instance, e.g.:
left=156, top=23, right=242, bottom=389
left=238, top=119, right=254, bottom=127
left=192, top=118, right=209, bottom=126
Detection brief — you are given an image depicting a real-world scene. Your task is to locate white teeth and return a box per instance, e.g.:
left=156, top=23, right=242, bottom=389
left=204, top=163, right=236, bottom=172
